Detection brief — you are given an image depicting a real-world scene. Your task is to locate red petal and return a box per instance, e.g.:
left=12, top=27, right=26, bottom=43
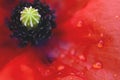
left=45, top=0, right=89, bottom=24
left=0, top=0, right=120, bottom=80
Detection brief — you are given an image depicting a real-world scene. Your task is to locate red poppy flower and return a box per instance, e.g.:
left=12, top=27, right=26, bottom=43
left=0, top=0, right=120, bottom=80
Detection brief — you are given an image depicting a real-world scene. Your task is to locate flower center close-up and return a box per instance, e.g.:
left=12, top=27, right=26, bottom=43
left=7, top=0, right=56, bottom=47
left=20, top=6, right=41, bottom=28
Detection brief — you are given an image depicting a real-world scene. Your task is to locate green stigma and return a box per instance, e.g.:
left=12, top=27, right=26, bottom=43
left=20, top=6, right=41, bottom=28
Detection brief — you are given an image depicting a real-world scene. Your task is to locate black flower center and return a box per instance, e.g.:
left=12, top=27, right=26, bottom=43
left=7, top=0, right=56, bottom=47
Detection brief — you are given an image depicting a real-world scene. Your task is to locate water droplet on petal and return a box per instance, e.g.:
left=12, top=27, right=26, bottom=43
left=57, top=65, right=65, bottom=71
left=78, top=55, right=86, bottom=61
left=44, top=69, right=51, bottom=76
left=113, top=74, right=117, bottom=77
left=93, top=62, right=103, bottom=69
left=115, top=15, right=119, bottom=19
left=97, top=40, right=104, bottom=48
left=70, top=48, right=76, bottom=55
left=100, top=33, right=104, bottom=37
left=60, top=54, right=66, bottom=58
left=88, top=33, right=92, bottom=37
left=77, top=21, right=83, bottom=27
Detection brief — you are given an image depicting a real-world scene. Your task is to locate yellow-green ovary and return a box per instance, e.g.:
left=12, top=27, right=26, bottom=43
left=20, top=6, right=41, bottom=28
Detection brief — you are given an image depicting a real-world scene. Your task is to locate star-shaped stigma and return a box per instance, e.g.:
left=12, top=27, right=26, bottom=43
left=20, top=6, right=41, bottom=28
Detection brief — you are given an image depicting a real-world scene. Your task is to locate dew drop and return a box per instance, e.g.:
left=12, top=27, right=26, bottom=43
left=78, top=55, right=86, bottom=61
left=113, top=74, right=117, bottom=77
left=97, top=40, right=104, bottom=48
left=100, top=33, right=104, bottom=37
left=70, top=73, right=75, bottom=75
left=77, top=21, right=83, bottom=27
left=115, top=15, right=119, bottom=19
left=70, top=48, right=76, bottom=55
left=60, top=54, right=66, bottom=58
left=44, top=69, right=51, bottom=76
left=88, top=33, right=92, bottom=37
left=76, top=71, right=85, bottom=76
left=57, top=65, right=65, bottom=71
left=92, top=62, right=103, bottom=69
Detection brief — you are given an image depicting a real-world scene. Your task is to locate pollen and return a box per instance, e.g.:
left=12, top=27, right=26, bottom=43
left=20, top=6, right=41, bottom=28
